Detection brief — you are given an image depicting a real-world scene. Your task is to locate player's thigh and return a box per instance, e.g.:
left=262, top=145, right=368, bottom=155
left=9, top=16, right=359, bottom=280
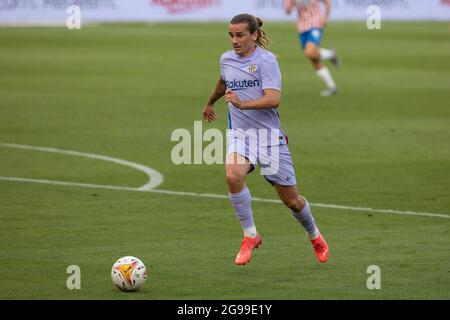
left=225, top=152, right=252, bottom=181
left=225, top=137, right=256, bottom=180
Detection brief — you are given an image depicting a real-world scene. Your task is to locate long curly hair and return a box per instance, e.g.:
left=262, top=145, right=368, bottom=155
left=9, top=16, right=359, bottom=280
left=230, top=13, right=271, bottom=50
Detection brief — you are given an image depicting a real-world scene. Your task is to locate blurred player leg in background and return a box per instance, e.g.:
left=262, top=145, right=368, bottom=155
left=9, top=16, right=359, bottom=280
left=303, top=37, right=339, bottom=96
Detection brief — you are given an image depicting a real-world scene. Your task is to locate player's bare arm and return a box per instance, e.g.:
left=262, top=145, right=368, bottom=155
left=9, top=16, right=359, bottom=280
left=224, top=88, right=281, bottom=110
left=202, top=76, right=226, bottom=122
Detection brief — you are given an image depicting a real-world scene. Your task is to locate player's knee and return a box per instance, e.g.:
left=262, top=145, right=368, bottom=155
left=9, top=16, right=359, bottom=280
left=226, top=171, right=244, bottom=188
left=304, top=48, right=314, bottom=59
left=283, top=196, right=305, bottom=212
left=282, top=197, right=300, bottom=211
left=304, top=48, right=318, bottom=61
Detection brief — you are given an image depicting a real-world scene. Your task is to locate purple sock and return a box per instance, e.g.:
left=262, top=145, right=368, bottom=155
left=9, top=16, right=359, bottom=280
left=229, top=187, right=256, bottom=237
left=291, top=199, right=319, bottom=239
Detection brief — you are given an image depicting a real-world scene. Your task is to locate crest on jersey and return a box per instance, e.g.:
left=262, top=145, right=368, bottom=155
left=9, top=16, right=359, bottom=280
left=248, top=64, right=257, bottom=73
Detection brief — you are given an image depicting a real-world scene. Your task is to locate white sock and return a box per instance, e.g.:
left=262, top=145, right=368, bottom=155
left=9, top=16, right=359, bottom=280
left=309, top=228, right=320, bottom=240
left=244, top=226, right=257, bottom=238
left=316, top=67, right=336, bottom=90
left=320, top=48, right=334, bottom=60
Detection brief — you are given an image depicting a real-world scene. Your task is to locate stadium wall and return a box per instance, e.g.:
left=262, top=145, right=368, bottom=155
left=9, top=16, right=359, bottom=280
left=0, top=0, right=449, bottom=25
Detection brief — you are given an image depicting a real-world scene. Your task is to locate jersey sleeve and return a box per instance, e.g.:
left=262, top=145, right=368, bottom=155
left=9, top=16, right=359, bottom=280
left=259, top=54, right=282, bottom=92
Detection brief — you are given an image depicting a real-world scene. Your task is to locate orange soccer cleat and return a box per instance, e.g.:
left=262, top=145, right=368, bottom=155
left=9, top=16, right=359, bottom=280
left=310, top=233, right=329, bottom=263
left=235, top=233, right=262, bottom=266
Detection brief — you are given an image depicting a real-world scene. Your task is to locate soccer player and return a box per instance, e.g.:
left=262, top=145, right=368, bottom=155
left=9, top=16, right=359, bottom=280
left=285, top=0, right=340, bottom=96
left=202, top=13, right=329, bottom=266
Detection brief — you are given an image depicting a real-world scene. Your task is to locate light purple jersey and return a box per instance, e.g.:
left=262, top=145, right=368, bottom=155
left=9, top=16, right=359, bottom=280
left=220, top=46, right=288, bottom=146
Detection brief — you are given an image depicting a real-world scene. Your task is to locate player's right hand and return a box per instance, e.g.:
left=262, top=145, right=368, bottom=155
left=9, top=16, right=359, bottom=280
left=202, top=104, right=216, bottom=122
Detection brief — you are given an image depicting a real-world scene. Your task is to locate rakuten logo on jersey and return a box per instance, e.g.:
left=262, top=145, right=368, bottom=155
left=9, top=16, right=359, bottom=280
left=151, top=0, right=221, bottom=14
left=226, top=79, right=260, bottom=91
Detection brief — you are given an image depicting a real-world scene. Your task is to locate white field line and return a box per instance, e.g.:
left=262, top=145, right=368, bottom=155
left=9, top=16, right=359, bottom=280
left=1, top=176, right=449, bottom=220
left=0, top=142, right=163, bottom=190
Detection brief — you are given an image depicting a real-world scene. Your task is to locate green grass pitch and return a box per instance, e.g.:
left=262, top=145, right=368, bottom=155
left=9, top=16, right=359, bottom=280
left=0, top=22, right=449, bottom=299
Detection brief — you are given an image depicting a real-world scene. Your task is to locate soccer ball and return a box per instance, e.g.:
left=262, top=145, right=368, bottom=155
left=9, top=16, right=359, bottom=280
left=111, top=256, right=148, bottom=292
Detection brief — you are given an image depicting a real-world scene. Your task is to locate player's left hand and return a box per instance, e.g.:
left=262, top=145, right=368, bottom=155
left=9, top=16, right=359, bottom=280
left=225, top=89, right=244, bottom=110
left=322, top=16, right=328, bottom=27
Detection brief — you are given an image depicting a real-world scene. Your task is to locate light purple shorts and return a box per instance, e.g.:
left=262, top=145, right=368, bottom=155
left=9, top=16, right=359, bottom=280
left=226, top=136, right=297, bottom=186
